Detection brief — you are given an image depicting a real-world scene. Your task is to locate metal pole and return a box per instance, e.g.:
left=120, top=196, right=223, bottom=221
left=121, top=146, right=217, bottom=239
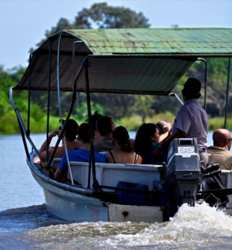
left=63, top=137, right=74, bottom=185
left=55, top=33, right=74, bottom=183
left=84, top=59, right=98, bottom=190
left=9, top=87, right=30, bottom=160
left=197, top=58, right=208, bottom=110
left=169, top=92, right=184, bottom=105
left=203, top=60, right=208, bottom=110
left=224, top=57, right=231, bottom=129
left=56, top=33, right=62, bottom=116
left=47, top=57, right=88, bottom=168
left=46, top=40, right=52, bottom=163
left=27, top=54, right=32, bottom=136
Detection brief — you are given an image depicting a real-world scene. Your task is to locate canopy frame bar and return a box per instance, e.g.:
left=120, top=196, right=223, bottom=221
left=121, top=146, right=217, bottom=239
left=47, top=56, right=88, bottom=168
left=27, top=54, right=32, bottom=136
left=224, top=57, right=231, bottom=129
left=46, top=39, right=53, bottom=163
left=84, top=59, right=99, bottom=190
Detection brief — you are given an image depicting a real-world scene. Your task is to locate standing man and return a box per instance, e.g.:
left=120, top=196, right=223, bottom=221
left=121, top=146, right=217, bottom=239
left=160, top=77, right=208, bottom=164
left=172, top=77, right=208, bottom=150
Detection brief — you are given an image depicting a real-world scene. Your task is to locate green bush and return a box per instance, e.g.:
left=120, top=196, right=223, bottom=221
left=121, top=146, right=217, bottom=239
left=117, top=115, right=142, bottom=131
left=145, top=112, right=175, bottom=124
left=208, top=117, right=232, bottom=130
left=117, top=112, right=175, bottom=131
left=0, top=111, right=19, bottom=134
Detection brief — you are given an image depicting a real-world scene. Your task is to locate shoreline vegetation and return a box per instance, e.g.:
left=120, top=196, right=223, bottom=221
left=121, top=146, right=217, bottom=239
left=0, top=112, right=231, bottom=135
left=0, top=64, right=231, bottom=135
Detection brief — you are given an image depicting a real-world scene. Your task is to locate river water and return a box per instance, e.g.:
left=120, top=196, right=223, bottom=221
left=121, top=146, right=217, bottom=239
left=1, top=134, right=232, bottom=250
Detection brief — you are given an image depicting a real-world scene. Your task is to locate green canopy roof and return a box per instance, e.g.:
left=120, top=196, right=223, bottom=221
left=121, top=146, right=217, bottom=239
left=15, top=28, right=232, bottom=94
left=66, top=28, right=232, bottom=56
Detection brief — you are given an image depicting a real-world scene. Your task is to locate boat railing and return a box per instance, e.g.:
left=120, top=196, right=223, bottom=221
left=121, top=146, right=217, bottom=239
left=9, top=87, right=40, bottom=160
left=68, top=161, right=163, bottom=191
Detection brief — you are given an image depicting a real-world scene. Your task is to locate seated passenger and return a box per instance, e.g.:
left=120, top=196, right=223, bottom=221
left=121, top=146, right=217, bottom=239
left=54, top=123, right=107, bottom=182
left=94, top=115, right=114, bottom=151
left=134, top=123, right=162, bottom=164
left=38, top=119, right=79, bottom=162
left=208, top=128, right=232, bottom=170
left=107, top=126, right=142, bottom=164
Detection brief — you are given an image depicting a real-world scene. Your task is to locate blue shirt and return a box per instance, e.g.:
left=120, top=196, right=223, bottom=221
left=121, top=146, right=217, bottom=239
left=59, top=148, right=107, bottom=172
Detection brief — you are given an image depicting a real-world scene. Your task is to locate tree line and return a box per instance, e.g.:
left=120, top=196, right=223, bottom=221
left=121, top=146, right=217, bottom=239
left=0, top=3, right=231, bottom=134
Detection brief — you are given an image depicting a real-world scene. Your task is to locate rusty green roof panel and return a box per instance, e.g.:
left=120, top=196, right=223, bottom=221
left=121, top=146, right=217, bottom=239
left=65, top=28, right=232, bottom=56
left=15, top=28, right=232, bottom=93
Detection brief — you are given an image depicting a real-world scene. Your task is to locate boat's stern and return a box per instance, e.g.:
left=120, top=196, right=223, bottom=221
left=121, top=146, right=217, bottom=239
left=166, top=138, right=201, bottom=208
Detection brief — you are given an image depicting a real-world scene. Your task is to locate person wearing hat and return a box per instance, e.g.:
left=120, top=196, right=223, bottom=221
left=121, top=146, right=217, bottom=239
left=157, top=77, right=208, bottom=164
left=171, top=77, right=208, bottom=149
left=208, top=128, right=232, bottom=170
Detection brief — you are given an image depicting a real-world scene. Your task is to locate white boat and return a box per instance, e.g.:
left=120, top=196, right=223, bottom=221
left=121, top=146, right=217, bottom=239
left=10, top=28, right=232, bottom=222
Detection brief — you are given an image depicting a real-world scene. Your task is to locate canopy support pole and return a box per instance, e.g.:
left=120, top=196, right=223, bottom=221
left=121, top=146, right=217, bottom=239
left=46, top=40, right=52, bottom=163
left=84, top=60, right=98, bottom=190
left=203, top=60, right=208, bottom=110
left=54, top=33, right=74, bottom=184
left=9, top=87, right=40, bottom=159
left=56, top=33, right=62, bottom=116
left=47, top=57, right=88, bottom=168
left=27, top=54, right=32, bottom=136
left=224, top=57, right=231, bottom=129
left=197, top=58, right=208, bottom=109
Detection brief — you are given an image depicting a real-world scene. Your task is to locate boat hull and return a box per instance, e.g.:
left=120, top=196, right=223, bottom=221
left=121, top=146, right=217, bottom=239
left=29, top=160, right=232, bottom=222
left=29, top=161, right=163, bottom=222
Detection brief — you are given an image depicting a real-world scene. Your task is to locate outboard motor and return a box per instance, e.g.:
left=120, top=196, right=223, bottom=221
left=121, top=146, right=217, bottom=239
left=165, top=138, right=201, bottom=214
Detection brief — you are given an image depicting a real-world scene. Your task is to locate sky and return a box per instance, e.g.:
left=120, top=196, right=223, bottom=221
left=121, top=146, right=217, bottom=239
left=0, top=0, right=232, bottom=69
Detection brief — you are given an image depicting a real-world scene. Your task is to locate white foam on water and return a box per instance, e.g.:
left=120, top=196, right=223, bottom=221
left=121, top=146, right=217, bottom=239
left=103, top=202, right=232, bottom=248
left=24, top=202, right=232, bottom=249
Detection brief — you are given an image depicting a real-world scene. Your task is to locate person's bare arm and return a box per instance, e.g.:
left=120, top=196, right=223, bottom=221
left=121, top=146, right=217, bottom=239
left=161, top=129, right=186, bottom=147
left=39, top=131, right=58, bottom=161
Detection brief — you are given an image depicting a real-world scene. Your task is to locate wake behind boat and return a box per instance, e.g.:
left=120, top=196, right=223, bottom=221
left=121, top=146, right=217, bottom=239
left=9, top=28, right=232, bottom=222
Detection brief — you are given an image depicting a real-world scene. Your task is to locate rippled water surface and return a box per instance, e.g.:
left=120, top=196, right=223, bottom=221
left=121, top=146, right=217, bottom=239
left=1, top=134, right=232, bottom=250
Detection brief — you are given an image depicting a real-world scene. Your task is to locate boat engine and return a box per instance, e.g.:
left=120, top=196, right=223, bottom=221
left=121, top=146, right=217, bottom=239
left=165, top=138, right=201, bottom=212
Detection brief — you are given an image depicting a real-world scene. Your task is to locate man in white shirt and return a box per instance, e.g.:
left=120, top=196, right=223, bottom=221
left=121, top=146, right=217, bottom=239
left=172, top=77, right=208, bottom=150
left=160, top=78, right=208, bottom=164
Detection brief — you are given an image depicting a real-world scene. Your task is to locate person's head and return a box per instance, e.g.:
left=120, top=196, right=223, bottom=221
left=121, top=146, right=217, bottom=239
left=182, top=77, right=201, bottom=101
left=134, top=123, right=160, bottom=155
left=89, top=112, right=103, bottom=131
left=213, top=128, right=232, bottom=150
left=78, top=123, right=91, bottom=143
left=113, top=126, right=133, bottom=152
left=63, top=119, right=79, bottom=142
left=97, top=116, right=113, bottom=137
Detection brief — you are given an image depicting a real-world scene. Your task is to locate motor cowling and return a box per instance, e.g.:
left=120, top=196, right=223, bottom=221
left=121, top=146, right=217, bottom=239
left=166, top=138, right=201, bottom=207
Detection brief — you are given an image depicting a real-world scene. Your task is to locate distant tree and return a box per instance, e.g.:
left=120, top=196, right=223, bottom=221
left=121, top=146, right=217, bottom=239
left=74, top=2, right=150, bottom=29
left=45, top=18, right=71, bottom=37
left=45, top=2, right=149, bottom=37
left=131, top=96, right=155, bottom=123
left=92, top=94, right=135, bottom=119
